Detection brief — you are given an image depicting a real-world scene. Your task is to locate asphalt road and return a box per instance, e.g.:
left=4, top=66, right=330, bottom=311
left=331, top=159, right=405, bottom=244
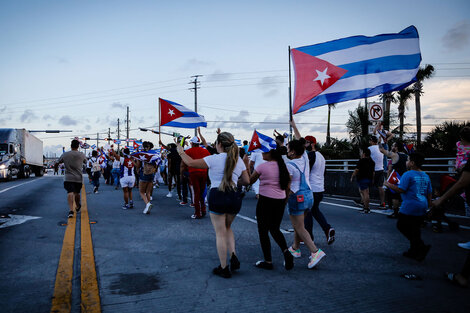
left=0, top=173, right=469, bottom=313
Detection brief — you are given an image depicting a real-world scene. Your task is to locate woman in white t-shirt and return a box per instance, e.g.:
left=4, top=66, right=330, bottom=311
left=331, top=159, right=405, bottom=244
left=286, top=139, right=326, bottom=269
left=177, top=132, right=250, bottom=278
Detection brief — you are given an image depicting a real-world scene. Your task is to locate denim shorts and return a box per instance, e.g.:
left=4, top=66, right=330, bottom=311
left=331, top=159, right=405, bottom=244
left=287, top=194, right=308, bottom=216
left=357, top=178, right=372, bottom=191
left=139, top=172, right=155, bottom=182
left=208, top=188, right=243, bottom=215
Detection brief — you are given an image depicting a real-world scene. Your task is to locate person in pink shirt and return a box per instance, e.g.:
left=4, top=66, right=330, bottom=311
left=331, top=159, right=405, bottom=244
left=245, top=148, right=294, bottom=270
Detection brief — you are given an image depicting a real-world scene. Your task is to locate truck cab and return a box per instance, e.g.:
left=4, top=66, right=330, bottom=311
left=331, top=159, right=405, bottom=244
left=0, top=128, right=44, bottom=180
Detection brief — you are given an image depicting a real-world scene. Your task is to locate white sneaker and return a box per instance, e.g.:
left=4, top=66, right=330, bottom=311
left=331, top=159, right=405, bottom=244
left=143, top=203, right=153, bottom=214
left=308, top=249, right=326, bottom=269
left=150, top=196, right=153, bottom=201
left=166, top=192, right=172, bottom=198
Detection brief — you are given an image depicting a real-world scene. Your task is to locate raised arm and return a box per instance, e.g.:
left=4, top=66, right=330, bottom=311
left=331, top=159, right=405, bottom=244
left=197, top=127, right=208, bottom=148
left=290, top=119, right=301, bottom=140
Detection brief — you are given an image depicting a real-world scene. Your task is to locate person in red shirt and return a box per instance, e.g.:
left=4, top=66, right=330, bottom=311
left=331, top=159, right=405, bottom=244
left=185, top=136, right=211, bottom=218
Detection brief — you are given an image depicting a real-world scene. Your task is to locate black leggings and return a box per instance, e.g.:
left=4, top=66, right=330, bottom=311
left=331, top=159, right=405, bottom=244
left=256, top=195, right=288, bottom=262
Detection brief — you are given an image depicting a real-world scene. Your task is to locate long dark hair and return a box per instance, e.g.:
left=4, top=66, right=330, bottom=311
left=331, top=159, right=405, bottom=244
left=269, top=149, right=290, bottom=190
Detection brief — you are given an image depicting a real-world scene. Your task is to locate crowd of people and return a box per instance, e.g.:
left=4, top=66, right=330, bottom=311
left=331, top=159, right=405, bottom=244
left=56, top=122, right=470, bottom=284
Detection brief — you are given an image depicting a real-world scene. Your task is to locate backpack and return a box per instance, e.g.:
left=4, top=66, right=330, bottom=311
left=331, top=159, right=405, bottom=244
left=91, top=157, right=101, bottom=173
left=287, top=161, right=314, bottom=211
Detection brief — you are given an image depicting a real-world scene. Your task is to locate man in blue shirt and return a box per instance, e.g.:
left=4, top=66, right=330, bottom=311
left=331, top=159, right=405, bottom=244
left=385, top=153, right=432, bottom=261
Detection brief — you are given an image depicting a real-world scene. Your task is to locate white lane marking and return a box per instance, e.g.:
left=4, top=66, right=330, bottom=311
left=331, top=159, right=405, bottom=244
left=0, top=178, right=44, bottom=194
left=322, top=201, right=470, bottom=230
left=0, top=215, right=41, bottom=229
left=237, top=214, right=290, bottom=234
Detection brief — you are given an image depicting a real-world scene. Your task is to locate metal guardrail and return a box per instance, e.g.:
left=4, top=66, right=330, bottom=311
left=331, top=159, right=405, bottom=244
left=326, top=157, right=456, bottom=174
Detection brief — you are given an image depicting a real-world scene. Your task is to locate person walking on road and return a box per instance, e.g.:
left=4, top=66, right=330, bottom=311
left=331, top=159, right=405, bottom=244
left=245, top=148, right=294, bottom=270
left=111, top=148, right=136, bottom=210
left=384, top=153, right=432, bottom=262
left=88, top=150, right=102, bottom=194
left=369, top=136, right=386, bottom=208
left=57, top=139, right=87, bottom=218
left=136, top=141, right=158, bottom=214
left=177, top=132, right=250, bottom=278
left=185, top=136, right=211, bottom=218
left=285, top=139, right=326, bottom=269
left=351, top=149, right=375, bottom=213
left=304, top=135, right=335, bottom=245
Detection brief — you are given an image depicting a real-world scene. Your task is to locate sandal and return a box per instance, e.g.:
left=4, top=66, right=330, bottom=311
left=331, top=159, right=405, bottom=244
left=447, top=272, right=468, bottom=288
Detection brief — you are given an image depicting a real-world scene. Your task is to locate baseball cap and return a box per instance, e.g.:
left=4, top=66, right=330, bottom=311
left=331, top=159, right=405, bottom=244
left=305, top=135, right=317, bottom=145
left=190, top=136, right=200, bottom=144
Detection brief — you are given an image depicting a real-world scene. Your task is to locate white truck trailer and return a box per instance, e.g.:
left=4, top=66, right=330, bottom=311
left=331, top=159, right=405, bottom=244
left=0, top=128, right=45, bottom=179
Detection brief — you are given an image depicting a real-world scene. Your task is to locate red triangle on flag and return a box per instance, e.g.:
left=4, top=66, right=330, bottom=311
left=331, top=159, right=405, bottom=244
left=291, top=49, right=348, bottom=114
left=248, top=130, right=260, bottom=152
left=160, top=98, right=184, bottom=126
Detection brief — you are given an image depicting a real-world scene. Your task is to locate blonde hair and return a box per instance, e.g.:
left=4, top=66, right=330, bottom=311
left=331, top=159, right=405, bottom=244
left=217, top=132, right=239, bottom=192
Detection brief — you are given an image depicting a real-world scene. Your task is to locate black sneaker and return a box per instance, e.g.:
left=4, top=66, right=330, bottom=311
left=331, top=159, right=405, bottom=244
left=415, top=245, right=431, bottom=262
left=387, top=212, right=398, bottom=219
left=76, top=203, right=81, bottom=213
left=255, top=261, right=273, bottom=270
left=327, top=228, right=335, bottom=245
left=283, top=250, right=294, bottom=270
left=68, top=211, right=74, bottom=218
left=230, top=253, right=240, bottom=271
left=213, top=265, right=231, bottom=278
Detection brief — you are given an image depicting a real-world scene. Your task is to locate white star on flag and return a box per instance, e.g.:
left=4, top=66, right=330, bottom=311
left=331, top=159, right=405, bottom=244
left=313, top=67, right=330, bottom=85
left=168, top=109, right=175, bottom=116
left=127, top=160, right=133, bottom=167
left=252, top=141, right=258, bottom=147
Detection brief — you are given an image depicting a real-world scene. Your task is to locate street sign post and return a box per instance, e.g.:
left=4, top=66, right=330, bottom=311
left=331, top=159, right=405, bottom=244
left=368, top=102, right=383, bottom=122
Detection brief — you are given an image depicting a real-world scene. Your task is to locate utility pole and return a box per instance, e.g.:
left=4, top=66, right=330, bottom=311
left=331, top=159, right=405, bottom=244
left=126, top=106, right=130, bottom=143
left=117, top=118, right=120, bottom=150
left=96, top=132, right=99, bottom=148
left=190, top=75, right=202, bottom=137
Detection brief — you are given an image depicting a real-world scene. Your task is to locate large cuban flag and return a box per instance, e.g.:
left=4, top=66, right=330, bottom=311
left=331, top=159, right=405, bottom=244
left=131, top=150, right=162, bottom=166
left=248, top=130, right=277, bottom=152
left=292, top=26, right=421, bottom=114
left=159, top=98, right=207, bottom=128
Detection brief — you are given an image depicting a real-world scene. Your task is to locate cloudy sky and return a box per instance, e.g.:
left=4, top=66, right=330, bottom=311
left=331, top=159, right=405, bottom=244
left=0, top=0, right=469, bottom=156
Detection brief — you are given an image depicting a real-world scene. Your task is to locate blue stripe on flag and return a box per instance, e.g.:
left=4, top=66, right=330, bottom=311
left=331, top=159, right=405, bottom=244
left=298, top=80, right=416, bottom=112
left=164, top=121, right=207, bottom=128
left=296, top=26, right=418, bottom=56
left=339, top=54, right=422, bottom=79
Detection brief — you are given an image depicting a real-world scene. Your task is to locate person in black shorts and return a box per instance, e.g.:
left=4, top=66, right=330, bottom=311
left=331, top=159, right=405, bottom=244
left=57, top=140, right=87, bottom=218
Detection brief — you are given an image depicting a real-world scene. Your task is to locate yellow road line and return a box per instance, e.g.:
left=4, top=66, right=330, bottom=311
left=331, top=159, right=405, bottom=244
left=50, top=202, right=77, bottom=313
left=80, top=185, right=101, bottom=312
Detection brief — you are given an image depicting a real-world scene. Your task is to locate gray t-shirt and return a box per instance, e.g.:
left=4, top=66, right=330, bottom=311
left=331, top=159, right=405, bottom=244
left=58, top=150, right=86, bottom=183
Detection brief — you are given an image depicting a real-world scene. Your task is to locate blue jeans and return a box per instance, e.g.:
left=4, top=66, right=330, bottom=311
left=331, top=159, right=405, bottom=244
left=92, top=172, right=101, bottom=188
left=111, top=169, right=120, bottom=187
left=304, top=192, right=331, bottom=239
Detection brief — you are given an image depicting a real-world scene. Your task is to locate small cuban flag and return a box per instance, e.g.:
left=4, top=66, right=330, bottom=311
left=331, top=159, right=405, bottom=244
left=387, top=170, right=401, bottom=194
left=248, top=130, right=277, bottom=153
left=114, top=139, right=121, bottom=145
left=91, top=144, right=97, bottom=149
left=234, top=139, right=242, bottom=146
left=131, top=150, right=162, bottom=166
left=159, top=98, right=207, bottom=129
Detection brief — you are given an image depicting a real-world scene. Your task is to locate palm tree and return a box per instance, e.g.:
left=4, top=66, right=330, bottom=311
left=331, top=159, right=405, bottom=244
left=396, top=88, right=413, bottom=139
left=346, top=103, right=370, bottom=148
left=413, top=64, right=435, bottom=146
left=379, top=92, right=396, bottom=130
left=326, top=103, right=336, bottom=145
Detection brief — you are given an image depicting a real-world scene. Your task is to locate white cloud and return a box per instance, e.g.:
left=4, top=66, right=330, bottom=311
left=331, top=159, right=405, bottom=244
left=442, top=20, right=470, bottom=51
left=59, top=115, right=78, bottom=126
left=19, top=110, right=38, bottom=123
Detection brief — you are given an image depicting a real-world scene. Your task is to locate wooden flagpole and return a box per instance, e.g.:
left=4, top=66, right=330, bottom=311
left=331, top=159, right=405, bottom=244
left=288, top=46, right=293, bottom=140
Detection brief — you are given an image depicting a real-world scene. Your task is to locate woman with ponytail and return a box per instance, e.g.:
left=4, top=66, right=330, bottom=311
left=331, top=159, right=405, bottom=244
left=177, top=132, right=249, bottom=278
left=244, top=148, right=294, bottom=270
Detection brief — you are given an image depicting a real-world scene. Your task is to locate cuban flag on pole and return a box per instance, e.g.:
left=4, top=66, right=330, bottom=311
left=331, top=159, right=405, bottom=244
left=248, top=130, right=277, bottom=152
left=159, top=98, right=207, bottom=128
left=291, top=26, right=421, bottom=114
